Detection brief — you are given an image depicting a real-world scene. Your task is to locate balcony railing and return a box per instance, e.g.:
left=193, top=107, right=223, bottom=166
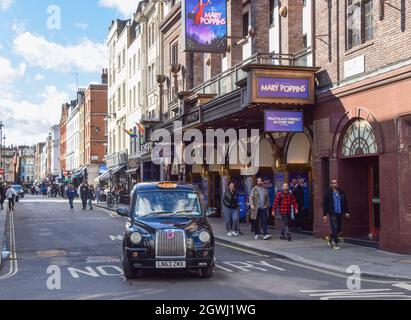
left=190, top=48, right=313, bottom=100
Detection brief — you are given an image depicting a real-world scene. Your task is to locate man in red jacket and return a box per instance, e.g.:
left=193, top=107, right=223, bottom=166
left=272, top=183, right=299, bottom=241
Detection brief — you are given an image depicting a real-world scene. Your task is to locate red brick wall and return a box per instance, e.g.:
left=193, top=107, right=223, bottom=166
left=315, top=0, right=411, bottom=88
left=85, top=85, right=107, bottom=165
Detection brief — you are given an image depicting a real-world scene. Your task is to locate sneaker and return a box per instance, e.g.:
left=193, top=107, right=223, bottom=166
left=227, top=232, right=233, bottom=237
left=326, top=236, right=333, bottom=248
left=288, top=236, right=292, bottom=242
left=232, top=232, right=239, bottom=237
left=254, top=235, right=260, bottom=240
left=333, top=245, right=341, bottom=250
left=263, top=235, right=272, bottom=240
left=280, top=235, right=287, bottom=240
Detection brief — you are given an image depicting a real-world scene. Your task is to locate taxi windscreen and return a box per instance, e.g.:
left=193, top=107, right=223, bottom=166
left=134, top=191, right=201, bottom=217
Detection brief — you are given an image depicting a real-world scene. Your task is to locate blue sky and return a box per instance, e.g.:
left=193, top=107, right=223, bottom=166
left=0, top=0, right=139, bottom=146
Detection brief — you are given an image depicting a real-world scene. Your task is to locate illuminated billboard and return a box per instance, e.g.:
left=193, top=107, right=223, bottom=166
left=183, top=0, right=228, bottom=53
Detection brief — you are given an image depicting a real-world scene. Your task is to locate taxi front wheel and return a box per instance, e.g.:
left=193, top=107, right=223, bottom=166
left=199, top=265, right=213, bottom=279
left=122, top=251, right=142, bottom=279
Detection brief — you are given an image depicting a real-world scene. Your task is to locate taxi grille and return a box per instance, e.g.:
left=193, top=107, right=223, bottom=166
left=155, top=230, right=186, bottom=258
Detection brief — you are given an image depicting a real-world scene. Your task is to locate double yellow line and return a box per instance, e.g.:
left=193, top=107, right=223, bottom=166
left=0, top=210, right=18, bottom=280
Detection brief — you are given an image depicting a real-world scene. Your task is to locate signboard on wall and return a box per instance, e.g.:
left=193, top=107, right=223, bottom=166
left=265, top=110, right=304, bottom=133
left=257, top=77, right=310, bottom=100
left=183, top=0, right=228, bottom=53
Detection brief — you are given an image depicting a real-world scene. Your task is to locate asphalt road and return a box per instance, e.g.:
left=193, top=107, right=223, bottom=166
left=0, top=195, right=410, bottom=300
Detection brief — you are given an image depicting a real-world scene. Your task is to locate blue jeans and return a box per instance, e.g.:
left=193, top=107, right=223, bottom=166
left=223, top=206, right=239, bottom=233
left=68, top=198, right=74, bottom=209
left=255, top=208, right=268, bottom=236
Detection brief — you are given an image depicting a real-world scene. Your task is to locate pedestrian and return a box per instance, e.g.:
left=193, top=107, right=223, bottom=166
left=41, top=184, right=47, bottom=197
left=323, top=179, right=350, bottom=250
left=95, top=185, right=101, bottom=203
left=249, top=177, right=272, bottom=240
left=88, top=185, right=95, bottom=210
left=0, top=183, right=6, bottom=210
left=292, top=177, right=304, bottom=230
left=6, top=184, right=17, bottom=212
left=272, top=183, right=299, bottom=242
left=79, top=183, right=89, bottom=210
left=223, top=181, right=240, bottom=237
left=67, top=184, right=76, bottom=210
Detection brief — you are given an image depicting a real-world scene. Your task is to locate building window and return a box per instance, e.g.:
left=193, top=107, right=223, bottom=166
left=122, top=48, right=126, bottom=67
left=117, top=55, right=121, bottom=71
left=303, top=34, right=308, bottom=48
left=133, top=54, right=136, bottom=73
left=171, top=42, right=179, bottom=66
left=122, top=82, right=126, bottom=107
left=269, top=1, right=276, bottom=26
left=347, top=0, right=373, bottom=50
left=243, top=12, right=249, bottom=37
left=137, top=49, right=141, bottom=69
left=341, top=119, right=378, bottom=157
left=117, top=87, right=121, bottom=109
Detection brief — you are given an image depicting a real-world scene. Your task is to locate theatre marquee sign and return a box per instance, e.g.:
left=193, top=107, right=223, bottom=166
left=245, top=65, right=318, bottom=106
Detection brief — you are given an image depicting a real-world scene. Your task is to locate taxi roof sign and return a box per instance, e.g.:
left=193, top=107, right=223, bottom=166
left=157, top=182, right=178, bottom=189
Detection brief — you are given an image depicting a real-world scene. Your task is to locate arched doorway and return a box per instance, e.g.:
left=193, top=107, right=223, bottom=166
left=339, top=119, right=380, bottom=240
left=285, top=131, right=313, bottom=231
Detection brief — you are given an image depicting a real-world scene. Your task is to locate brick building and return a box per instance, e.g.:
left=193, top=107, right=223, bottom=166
left=83, top=72, right=108, bottom=183
left=312, top=0, right=411, bottom=253
left=59, top=103, right=69, bottom=175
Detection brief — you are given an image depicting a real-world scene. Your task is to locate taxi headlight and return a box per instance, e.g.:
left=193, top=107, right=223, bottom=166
left=199, top=231, right=211, bottom=243
left=130, top=232, right=142, bottom=245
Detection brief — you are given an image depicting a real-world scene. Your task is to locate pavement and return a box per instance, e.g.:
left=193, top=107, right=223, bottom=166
left=96, top=202, right=411, bottom=281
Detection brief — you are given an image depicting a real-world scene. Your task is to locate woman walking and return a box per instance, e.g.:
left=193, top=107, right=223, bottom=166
left=223, top=181, right=240, bottom=237
left=88, top=185, right=95, bottom=210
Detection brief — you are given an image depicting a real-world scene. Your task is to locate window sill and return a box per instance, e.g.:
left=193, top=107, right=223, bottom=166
left=345, top=41, right=374, bottom=56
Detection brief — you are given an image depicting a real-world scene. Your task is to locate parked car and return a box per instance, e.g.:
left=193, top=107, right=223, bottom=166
left=12, top=184, right=25, bottom=199
left=117, top=182, right=217, bottom=279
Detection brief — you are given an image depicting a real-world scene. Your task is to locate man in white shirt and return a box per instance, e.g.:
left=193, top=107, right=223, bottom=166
left=6, top=186, right=17, bottom=211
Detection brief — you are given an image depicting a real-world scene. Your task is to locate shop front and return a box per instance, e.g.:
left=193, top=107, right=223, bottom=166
left=174, top=63, right=319, bottom=228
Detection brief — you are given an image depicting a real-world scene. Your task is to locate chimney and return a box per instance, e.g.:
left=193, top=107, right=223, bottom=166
left=101, top=68, right=108, bottom=85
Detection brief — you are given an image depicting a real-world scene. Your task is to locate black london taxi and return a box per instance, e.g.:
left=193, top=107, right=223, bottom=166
left=117, top=182, right=217, bottom=279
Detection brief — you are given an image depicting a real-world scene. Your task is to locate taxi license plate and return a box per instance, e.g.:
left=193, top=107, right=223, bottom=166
left=156, top=261, right=186, bottom=269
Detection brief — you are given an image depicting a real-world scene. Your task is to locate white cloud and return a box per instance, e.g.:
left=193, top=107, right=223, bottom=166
left=13, top=32, right=107, bottom=73
left=11, top=20, right=26, bottom=34
left=74, top=21, right=88, bottom=30
left=0, top=86, right=69, bottom=145
left=0, top=0, right=13, bottom=11
left=99, top=0, right=138, bottom=17
left=0, top=56, right=26, bottom=85
left=34, top=73, right=45, bottom=81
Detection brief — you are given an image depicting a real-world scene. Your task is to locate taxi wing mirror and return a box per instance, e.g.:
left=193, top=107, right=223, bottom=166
left=117, top=208, right=130, bottom=217
left=206, top=207, right=217, bottom=217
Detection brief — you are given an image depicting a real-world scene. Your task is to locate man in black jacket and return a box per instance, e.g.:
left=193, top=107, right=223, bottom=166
left=323, top=179, right=350, bottom=250
left=79, top=183, right=89, bottom=210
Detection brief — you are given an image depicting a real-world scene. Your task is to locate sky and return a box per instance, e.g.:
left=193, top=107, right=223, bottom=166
left=0, top=0, right=140, bottom=146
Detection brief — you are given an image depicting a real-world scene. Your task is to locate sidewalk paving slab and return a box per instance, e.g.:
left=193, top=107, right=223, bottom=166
left=94, top=203, right=411, bottom=281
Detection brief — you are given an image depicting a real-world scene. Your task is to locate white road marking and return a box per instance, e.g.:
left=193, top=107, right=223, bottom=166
left=215, top=241, right=266, bottom=257
left=222, top=261, right=268, bottom=272
left=301, top=288, right=411, bottom=300
left=275, top=258, right=402, bottom=285
left=0, top=211, right=18, bottom=280
left=109, top=235, right=124, bottom=241
left=246, top=260, right=286, bottom=272
left=215, top=264, right=234, bottom=273
left=393, top=283, right=411, bottom=291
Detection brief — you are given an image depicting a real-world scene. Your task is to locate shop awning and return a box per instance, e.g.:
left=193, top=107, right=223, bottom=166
left=125, top=168, right=138, bottom=175
left=95, top=170, right=110, bottom=182
left=111, top=164, right=127, bottom=175
left=73, top=166, right=87, bottom=178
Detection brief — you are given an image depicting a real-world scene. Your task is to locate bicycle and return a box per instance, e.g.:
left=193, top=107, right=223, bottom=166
left=107, top=192, right=120, bottom=209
